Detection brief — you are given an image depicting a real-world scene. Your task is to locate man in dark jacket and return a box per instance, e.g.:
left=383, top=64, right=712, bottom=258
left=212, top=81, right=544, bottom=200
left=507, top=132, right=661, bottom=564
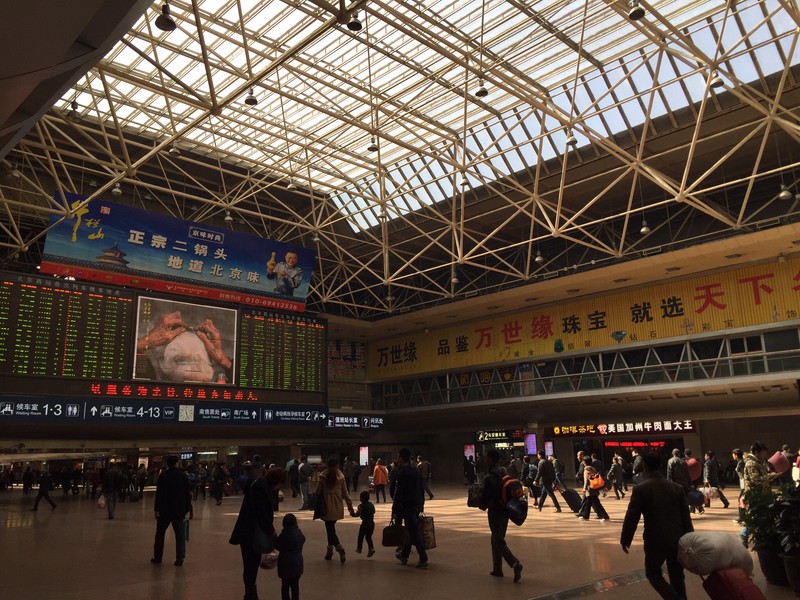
left=151, top=456, right=191, bottom=566
left=666, top=448, right=690, bottom=490
left=631, top=449, right=644, bottom=483
left=621, top=452, right=693, bottom=600
left=392, top=448, right=428, bottom=569
left=534, top=450, right=562, bottom=512
left=479, top=449, right=523, bottom=583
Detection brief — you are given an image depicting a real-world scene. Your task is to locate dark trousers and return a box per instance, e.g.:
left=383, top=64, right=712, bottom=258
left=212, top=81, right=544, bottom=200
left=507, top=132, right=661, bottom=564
left=281, top=577, right=300, bottom=600
left=358, top=521, right=375, bottom=550
left=324, top=519, right=340, bottom=547
left=539, top=483, right=561, bottom=510
left=239, top=543, right=260, bottom=588
left=32, top=488, right=56, bottom=509
left=397, top=508, right=428, bottom=562
left=374, top=484, right=386, bottom=503
left=422, top=478, right=433, bottom=499
left=578, top=492, right=609, bottom=519
left=644, top=545, right=687, bottom=600
left=488, top=508, right=518, bottom=573
left=153, top=515, right=186, bottom=562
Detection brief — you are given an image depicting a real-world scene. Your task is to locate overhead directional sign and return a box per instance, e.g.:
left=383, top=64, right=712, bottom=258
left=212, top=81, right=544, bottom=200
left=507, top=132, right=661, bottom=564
left=0, top=397, right=326, bottom=426
left=325, top=414, right=385, bottom=429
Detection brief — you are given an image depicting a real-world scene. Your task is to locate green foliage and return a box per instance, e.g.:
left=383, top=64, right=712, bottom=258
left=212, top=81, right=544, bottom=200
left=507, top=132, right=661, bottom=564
left=740, top=483, right=800, bottom=554
left=739, top=486, right=780, bottom=551
left=774, top=484, right=800, bottom=556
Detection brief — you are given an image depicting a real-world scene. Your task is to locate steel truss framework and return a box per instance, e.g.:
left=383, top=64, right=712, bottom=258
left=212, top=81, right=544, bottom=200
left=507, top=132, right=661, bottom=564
left=375, top=325, right=800, bottom=409
left=1, top=0, right=799, bottom=321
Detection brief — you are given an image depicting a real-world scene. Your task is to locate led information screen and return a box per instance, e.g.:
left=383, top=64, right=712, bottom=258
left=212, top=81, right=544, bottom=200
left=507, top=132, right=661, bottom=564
left=238, top=309, right=325, bottom=391
left=0, top=272, right=133, bottom=379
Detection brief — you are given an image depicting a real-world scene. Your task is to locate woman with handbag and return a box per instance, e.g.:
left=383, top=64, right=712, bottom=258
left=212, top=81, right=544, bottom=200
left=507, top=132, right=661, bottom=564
left=229, top=465, right=287, bottom=600
left=577, top=457, right=610, bottom=521
left=315, top=457, right=354, bottom=563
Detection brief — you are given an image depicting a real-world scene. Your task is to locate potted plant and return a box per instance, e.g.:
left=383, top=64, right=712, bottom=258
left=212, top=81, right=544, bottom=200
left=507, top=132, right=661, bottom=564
left=739, top=486, right=788, bottom=586
left=774, top=483, right=800, bottom=595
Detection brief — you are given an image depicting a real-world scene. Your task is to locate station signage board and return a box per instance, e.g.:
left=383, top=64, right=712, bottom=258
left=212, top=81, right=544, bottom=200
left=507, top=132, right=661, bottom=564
left=325, top=414, right=385, bottom=429
left=0, top=396, right=327, bottom=426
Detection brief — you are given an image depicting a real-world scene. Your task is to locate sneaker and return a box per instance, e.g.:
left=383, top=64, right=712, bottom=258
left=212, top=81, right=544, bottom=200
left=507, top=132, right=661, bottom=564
left=367, top=548, right=375, bottom=557
left=578, top=517, right=589, bottom=521
left=395, top=552, right=408, bottom=565
left=415, top=561, right=429, bottom=569
left=513, top=562, right=523, bottom=583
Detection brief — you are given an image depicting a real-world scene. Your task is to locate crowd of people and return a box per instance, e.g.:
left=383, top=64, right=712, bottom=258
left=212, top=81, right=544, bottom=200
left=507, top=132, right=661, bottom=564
left=10, top=440, right=799, bottom=600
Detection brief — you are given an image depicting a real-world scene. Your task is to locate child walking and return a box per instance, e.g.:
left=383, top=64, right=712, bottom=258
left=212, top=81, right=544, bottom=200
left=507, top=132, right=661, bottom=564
left=276, top=513, right=305, bottom=600
left=353, top=490, right=376, bottom=556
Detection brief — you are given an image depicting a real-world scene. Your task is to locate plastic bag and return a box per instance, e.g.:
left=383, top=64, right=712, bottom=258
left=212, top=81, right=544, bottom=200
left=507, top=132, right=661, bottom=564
left=97, top=494, right=106, bottom=509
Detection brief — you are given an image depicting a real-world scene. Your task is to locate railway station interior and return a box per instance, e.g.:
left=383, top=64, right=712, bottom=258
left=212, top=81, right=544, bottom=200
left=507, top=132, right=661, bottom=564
left=1, top=1, right=799, bottom=599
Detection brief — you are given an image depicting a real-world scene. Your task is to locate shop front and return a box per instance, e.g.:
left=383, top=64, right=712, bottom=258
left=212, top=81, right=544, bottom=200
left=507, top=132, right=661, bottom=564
left=545, top=417, right=700, bottom=481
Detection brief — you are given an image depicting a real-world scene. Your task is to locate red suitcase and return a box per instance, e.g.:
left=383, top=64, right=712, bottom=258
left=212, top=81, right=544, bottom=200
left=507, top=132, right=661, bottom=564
left=702, top=567, right=767, bottom=600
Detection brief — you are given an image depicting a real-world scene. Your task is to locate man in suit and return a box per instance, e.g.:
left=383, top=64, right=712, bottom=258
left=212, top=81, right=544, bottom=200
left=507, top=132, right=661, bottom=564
left=534, top=450, right=562, bottom=512
left=621, top=452, right=693, bottom=600
left=151, top=456, right=192, bottom=566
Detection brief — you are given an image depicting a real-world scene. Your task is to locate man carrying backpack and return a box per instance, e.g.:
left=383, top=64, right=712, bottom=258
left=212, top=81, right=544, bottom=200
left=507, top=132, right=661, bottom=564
left=479, top=449, right=523, bottom=583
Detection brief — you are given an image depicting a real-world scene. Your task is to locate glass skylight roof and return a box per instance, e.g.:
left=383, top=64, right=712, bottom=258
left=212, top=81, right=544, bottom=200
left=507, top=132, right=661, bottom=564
left=59, top=0, right=798, bottom=233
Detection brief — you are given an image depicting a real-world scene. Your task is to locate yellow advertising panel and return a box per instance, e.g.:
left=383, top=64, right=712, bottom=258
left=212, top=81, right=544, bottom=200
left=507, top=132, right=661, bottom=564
left=368, top=258, right=800, bottom=380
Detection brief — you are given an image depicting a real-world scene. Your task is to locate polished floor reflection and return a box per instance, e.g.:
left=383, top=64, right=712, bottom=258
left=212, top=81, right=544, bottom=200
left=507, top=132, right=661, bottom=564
left=0, top=484, right=794, bottom=600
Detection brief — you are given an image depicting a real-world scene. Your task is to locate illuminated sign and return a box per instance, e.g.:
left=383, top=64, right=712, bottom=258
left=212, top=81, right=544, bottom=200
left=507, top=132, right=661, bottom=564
left=476, top=430, right=510, bottom=442
left=604, top=440, right=667, bottom=448
left=325, top=414, right=384, bottom=429
left=547, top=419, right=695, bottom=437
left=0, top=396, right=327, bottom=426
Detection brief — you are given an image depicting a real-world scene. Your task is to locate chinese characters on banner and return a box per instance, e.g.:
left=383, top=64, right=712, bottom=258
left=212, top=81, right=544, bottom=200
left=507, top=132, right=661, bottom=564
left=369, top=258, right=800, bottom=379
left=40, top=195, right=315, bottom=311
left=547, top=419, right=695, bottom=437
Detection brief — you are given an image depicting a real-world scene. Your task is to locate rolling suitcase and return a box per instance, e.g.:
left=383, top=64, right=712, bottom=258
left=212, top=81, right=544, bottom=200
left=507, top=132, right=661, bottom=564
left=702, top=567, right=767, bottom=600
left=560, top=487, right=582, bottom=513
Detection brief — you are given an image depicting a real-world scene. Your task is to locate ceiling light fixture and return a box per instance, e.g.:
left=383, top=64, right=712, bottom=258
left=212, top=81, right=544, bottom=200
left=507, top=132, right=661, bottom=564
left=244, top=87, right=258, bottom=106
left=451, top=275, right=459, bottom=284
left=367, top=137, right=378, bottom=152
left=287, top=180, right=297, bottom=190
left=66, top=100, right=81, bottom=123
left=535, top=250, right=545, bottom=264
left=10, top=165, right=21, bottom=179
left=475, top=79, right=488, bottom=98
left=565, top=129, right=577, bottom=148
left=312, top=233, right=321, bottom=243
left=224, top=210, right=234, bottom=223
left=155, top=2, right=177, bottom=32
left=709, top=70, right=723, bottom=89
left=168, top=144, right=180, bottom=156
left=347, top=11, right=363, bottom=31
left=640, top=219, right=651, bottom=235
left=111, top=183, right=122, bottom=196
left=626, top=0, right=645, bottom=21
left=778, top=185, right=792, bottom=201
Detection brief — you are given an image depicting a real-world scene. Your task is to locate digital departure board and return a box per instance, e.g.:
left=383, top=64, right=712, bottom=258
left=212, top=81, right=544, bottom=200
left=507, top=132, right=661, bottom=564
left=238, top=310, right=326, bottom=391
left=0, top=273, right=133, bottom=380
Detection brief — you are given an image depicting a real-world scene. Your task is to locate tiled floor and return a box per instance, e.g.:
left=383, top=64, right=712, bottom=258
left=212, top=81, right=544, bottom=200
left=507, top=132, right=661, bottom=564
left=0, top=484, right=795, bottom=600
